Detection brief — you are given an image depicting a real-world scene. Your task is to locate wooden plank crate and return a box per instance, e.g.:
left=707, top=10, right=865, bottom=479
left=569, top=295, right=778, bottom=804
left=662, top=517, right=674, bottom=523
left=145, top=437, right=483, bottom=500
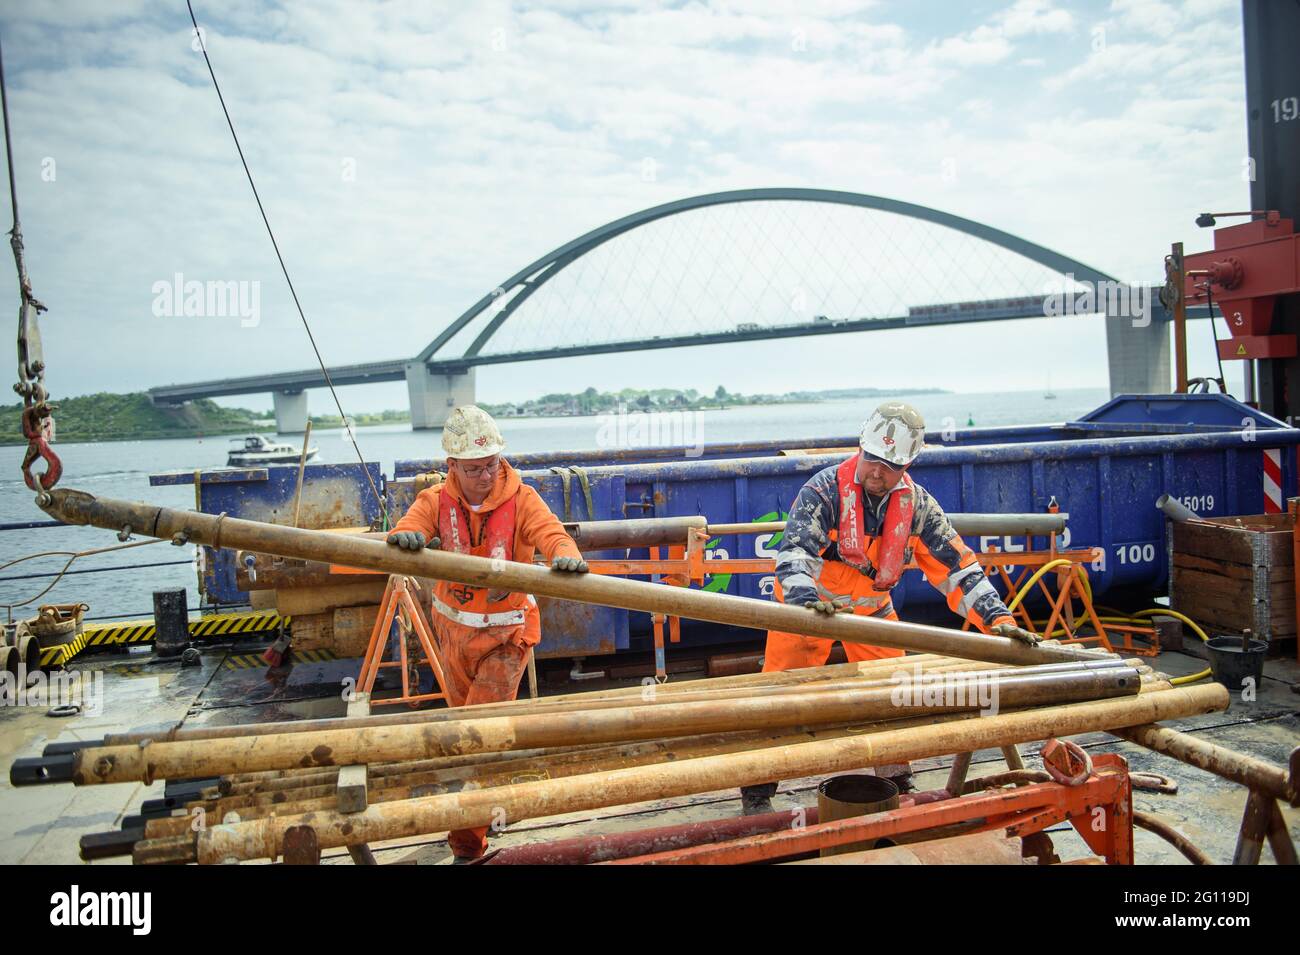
left=1171, top=513, right=1295, bottom=646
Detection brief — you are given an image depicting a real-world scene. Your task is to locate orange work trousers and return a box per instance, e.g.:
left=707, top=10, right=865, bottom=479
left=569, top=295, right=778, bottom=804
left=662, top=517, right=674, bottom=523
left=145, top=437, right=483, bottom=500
left=762, top=560, right=905, bottom=671
left=429, top=599, right=540, bottom=860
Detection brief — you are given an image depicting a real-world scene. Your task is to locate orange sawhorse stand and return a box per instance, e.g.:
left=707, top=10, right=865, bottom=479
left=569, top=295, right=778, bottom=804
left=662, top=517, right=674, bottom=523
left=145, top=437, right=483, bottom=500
left=356, top=575, right=456, bottom=708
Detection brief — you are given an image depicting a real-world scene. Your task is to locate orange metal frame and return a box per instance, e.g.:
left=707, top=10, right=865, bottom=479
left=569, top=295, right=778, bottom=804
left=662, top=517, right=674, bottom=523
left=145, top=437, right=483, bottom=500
left=963, top=548, right=1159, bottom=657
left=356, top=575, right=456, bottom=708
left=606, top=753, right=1135, bottom=865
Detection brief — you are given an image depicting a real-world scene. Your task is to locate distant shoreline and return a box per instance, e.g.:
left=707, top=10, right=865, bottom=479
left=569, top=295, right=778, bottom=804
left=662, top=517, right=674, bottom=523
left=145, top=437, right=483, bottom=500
left=2, top=387, right=952, bottom=446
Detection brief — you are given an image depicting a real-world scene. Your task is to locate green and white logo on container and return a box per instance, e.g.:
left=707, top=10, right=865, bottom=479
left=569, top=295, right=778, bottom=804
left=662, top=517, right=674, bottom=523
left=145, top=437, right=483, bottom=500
left=702, top=509, right=788, bottom=596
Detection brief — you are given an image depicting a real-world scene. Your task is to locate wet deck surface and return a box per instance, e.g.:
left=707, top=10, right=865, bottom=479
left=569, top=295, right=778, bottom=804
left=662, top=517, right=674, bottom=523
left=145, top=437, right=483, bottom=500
left=1, top=641, right=1296, bottom=865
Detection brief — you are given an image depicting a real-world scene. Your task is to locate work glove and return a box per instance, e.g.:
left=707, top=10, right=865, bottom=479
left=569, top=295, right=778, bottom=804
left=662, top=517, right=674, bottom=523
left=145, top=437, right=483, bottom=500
left=993, top=623, right=1042, bottom=646
left=551, top=555, right=589, bottom=573
left=386, top=530, right=440, bottom=551
left=804, top=599, right=854, bottom=615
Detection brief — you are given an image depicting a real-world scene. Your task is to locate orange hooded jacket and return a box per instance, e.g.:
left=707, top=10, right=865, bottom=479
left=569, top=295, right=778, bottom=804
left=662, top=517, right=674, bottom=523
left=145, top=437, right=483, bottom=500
left=391, top=460, right=581, bottom=605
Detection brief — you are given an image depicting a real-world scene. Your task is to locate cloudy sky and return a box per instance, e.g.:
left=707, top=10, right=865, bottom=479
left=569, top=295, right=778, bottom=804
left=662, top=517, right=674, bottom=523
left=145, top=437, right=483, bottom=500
left=0, top=0, right=1253, bottom=413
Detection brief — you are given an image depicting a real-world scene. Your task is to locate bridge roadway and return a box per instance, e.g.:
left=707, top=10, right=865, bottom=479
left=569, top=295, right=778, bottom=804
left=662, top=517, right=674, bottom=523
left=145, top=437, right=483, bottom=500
left=149, top=293, right=1202, bottom=432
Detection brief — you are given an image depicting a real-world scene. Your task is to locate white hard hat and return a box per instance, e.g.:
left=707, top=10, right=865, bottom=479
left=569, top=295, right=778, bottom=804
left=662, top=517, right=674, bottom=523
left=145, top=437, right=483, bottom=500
left=859, top=401, right=926, bottom=467
left=441, top=405, right=505, bottom=459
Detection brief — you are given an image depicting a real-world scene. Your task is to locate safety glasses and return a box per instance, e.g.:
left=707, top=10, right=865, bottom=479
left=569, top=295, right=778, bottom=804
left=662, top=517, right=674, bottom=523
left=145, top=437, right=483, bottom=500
left=456, top=457, right=501, bottom=479
left=860, top=450, right=905, bottom=474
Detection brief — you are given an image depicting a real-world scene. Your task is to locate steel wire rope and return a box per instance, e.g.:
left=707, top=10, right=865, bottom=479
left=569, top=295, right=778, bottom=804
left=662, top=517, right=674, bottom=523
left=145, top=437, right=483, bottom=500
left=2, top=537, right=170, bottom=614
left=185, top=1, right=388, bottom=527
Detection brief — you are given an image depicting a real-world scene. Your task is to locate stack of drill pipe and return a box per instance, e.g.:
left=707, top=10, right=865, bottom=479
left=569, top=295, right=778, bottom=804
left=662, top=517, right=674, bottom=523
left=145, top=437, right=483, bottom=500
left=44, top=656, right=1150, bottom=788
left=52, top=652, right=1142, bottom=795
left=123, top=680, right=1224, bottom=864
left=75, top=655, right=1149, bottom=818
left=185, top=657, right=1154, bottom=797
left=112, top=664, right=1166, bottom=861
left=136, top=661, right=1159, bottom=825
left=69, top=656, right=1158, bottom=859
left=125, top=655, right=982, bottom=804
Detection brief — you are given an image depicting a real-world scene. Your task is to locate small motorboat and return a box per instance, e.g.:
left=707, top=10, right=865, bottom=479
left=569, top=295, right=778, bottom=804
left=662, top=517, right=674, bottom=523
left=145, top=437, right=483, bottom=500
left=227, top=434, right=318, bottom=467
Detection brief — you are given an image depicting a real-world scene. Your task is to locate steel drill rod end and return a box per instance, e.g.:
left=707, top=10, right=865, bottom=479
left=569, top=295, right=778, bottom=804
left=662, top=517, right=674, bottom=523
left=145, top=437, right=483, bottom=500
left=9, top=753, right=76, bottom=786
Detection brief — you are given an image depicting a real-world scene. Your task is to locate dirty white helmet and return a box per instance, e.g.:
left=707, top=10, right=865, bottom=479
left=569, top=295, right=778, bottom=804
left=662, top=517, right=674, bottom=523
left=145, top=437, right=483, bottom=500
left=859, top=401, right=926, bottom=467
left=441, top=405, right=505, bottom=459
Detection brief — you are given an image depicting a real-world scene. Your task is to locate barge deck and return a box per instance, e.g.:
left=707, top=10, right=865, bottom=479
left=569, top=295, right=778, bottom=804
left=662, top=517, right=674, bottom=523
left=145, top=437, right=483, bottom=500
left=3, top=641, right=1295, bottom=865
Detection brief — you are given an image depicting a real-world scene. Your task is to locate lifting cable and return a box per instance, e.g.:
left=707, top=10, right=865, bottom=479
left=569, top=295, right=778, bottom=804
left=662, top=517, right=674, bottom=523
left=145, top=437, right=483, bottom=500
left=185, top=1, right=389, bottom=528
left=2, top=32, right=62, bottom=492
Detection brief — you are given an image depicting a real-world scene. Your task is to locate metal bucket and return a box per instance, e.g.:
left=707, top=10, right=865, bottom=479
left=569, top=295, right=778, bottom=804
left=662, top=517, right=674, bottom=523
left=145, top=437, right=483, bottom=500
left=816, top=773, right=899, bottom=857
left=1206, top=634, right=1267, bottom=695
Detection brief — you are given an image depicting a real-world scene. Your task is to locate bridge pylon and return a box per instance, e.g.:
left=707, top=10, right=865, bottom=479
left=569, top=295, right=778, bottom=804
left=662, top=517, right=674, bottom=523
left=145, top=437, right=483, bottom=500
left=406, top=362, right=475, bottom=430
left=272, top=389, right=308, bottom=434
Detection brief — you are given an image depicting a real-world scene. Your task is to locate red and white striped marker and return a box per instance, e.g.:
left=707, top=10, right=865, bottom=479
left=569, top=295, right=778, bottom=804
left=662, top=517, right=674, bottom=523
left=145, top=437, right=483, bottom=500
left=1263, top=448, right=1283, bottom=514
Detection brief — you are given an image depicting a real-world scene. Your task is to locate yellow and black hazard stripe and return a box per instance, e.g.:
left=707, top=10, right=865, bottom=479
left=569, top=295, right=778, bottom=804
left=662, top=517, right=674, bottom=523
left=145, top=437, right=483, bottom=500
left=40, top=611, right=289, bottom=667
left=224, top=648, right=338, bottom=670
left=190, top=611, right=287, bottom=638
left=39, top=631, right=91, bottom=668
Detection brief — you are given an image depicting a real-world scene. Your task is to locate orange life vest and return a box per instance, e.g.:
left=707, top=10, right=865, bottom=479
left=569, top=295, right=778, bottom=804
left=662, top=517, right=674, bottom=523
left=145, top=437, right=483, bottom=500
left=432, top=491, right=529, bottom=626
left=835, top=454, right=915, bottom=591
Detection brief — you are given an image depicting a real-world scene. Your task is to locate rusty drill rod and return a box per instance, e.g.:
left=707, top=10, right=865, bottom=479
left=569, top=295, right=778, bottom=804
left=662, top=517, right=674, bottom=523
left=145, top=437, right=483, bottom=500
left=166, top=676, right=1174, bottom=825
left=104, top=658, right=1143, bottom=753
left=213, top=668, right=1163, bottom=801
left=39, top=668, right=1139, bottom=787
left=1110, top=723, right=1298, bottom=805
left=34, top=488, right=1099, bottom=667
left=203, top=663, right=1153, bottom=803
left=87, top=655, right=986, bottom=751
left=206, top=656, right=955, bottom=790
left=147, top=710, right=996, bottom=837
left=182, top=683, right=1226, bottom=864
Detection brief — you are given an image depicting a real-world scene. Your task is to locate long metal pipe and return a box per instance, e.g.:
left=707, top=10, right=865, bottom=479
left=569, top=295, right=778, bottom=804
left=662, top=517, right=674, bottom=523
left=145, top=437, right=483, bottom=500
left=143, top=711, right=989, bottom=839
left=74, top=654, right=991, bottom=750
left=202, top=656, right=973, bottom=790
left=89, top=657, right=1141, bottom=753
left=175, top=682, right=1226, bottom=864
left=41, top=668, right=1141, bottom=787
left=205, top=658, right=1144, bottom=797
left=1109, top=723, right=1298, bottom=805
left=240, top=512, right=1066, bottom=587
left=482, top=809, right=818, bottom=865
left=708, top=513, right=1068, bottom=538
left=186, top=669, right=1154, bottom=811
left=34, top=488, right=1104, bottom=667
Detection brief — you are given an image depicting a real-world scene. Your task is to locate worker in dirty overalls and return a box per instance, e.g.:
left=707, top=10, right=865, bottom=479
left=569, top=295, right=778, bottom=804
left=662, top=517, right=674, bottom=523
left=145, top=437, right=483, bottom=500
left=738, top=401, right=1041, bottom=816
left=387, top=404, right=587, bottom=862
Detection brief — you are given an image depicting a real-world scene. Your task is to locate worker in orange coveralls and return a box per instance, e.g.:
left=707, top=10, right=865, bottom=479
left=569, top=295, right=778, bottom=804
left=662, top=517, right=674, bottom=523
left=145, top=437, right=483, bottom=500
left=386, top=404, right=587, bottom=862
left=739, top=401, right=1042, bottom=816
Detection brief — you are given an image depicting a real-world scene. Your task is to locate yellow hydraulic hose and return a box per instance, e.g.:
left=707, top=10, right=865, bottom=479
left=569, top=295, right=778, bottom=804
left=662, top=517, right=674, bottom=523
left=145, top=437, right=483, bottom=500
left=1131, top=608, right=1212, bottom=685
left=1006, top=560, right=1212, bottom=685
left=1005, top=559, right=1074, bottom=613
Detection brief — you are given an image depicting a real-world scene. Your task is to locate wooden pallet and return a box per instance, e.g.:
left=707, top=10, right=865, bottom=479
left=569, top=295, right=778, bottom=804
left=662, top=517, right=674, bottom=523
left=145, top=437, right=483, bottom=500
left=1171, top=512, right=1295, bottom=643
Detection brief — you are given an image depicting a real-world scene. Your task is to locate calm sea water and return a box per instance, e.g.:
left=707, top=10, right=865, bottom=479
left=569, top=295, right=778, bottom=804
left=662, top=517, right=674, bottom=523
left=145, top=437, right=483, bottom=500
left=0, top=387, right=1107, bottom=621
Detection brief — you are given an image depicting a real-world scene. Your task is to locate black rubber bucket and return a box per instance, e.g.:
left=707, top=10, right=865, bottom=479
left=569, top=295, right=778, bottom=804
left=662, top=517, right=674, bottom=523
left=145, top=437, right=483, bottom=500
left=153, top=588, right=189, bottom=658
left=1205, top=634, right=1267, bottom=694
left=816, top=773, right=900, bottom=857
